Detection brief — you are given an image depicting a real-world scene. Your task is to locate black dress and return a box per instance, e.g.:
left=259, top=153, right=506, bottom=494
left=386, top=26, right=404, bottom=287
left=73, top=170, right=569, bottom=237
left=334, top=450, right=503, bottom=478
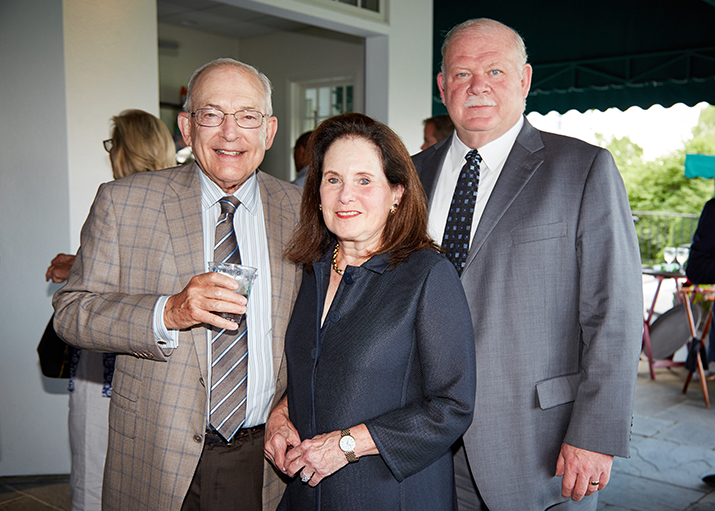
left=281, top=248, right=475, bottom=510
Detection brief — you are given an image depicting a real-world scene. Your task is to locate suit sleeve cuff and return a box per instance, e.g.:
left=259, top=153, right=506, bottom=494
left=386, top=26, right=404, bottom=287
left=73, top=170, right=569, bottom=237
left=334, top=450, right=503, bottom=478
left=154, top=296, right=179, bottom=349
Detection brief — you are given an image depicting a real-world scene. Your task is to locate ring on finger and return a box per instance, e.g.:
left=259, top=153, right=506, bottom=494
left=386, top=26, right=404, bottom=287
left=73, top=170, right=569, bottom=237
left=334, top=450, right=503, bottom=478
left=589, top=480, right=600, bottom=486
left=300, top=471, right=312, bottom=483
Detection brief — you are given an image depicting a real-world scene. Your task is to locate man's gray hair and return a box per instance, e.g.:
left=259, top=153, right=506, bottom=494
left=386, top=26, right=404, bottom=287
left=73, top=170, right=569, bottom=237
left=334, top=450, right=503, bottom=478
left=440, top=18, right=528, bottom=75
left=183, top=58, right=274, bottom=116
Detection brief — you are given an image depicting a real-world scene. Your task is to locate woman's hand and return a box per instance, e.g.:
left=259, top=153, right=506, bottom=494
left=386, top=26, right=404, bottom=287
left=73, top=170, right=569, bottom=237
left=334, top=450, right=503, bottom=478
left=45, top=253, right=76, bottom=283
left=284, top=430, right=346, bottom=486
left=285, top=423, right=378, bottom=487
left=264, top=397, right=301, bottom=473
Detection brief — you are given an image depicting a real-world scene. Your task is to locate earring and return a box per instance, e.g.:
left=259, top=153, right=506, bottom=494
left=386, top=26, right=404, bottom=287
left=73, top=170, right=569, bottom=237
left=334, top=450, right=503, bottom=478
left=319, top=204, right=322, bottom=211
left=390, top=203, right=398, bottom=214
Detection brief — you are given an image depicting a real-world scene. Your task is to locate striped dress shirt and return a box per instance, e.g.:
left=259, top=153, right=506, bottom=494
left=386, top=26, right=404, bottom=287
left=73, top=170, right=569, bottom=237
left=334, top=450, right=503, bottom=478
left=154, top=170, right=274, bottom=428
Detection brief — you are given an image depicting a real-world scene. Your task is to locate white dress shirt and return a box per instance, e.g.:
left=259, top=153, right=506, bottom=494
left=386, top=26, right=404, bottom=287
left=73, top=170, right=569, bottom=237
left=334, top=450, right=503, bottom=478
left=154, top=170, right=274, bottom=428
left=427, top=116, right=524, bottom=246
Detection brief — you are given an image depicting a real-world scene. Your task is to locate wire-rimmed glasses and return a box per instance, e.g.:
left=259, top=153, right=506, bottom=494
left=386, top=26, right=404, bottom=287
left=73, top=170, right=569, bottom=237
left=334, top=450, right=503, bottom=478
left=191, top=108, right=266, bottom=129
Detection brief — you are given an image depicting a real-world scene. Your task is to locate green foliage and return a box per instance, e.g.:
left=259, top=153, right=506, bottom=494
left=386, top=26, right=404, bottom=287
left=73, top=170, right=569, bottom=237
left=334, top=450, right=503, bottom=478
left=688, top=105, right=715, bottom=155
left=599, top=105, right=715, bottom=214
left=596, top=105, right=715, bottom=263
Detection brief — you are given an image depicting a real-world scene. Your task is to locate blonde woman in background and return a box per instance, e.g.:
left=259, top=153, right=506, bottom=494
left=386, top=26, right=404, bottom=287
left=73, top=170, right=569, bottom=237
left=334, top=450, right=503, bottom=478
left=46, top=109, right=176, bottom=511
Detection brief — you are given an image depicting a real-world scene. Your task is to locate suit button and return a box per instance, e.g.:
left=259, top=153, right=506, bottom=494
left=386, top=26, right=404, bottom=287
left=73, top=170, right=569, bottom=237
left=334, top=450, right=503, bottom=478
left=193, top=434, right=202, bottom=443
left=328, top=311, right=341, bottom=323
left=310, top=348, right=317, bottom=359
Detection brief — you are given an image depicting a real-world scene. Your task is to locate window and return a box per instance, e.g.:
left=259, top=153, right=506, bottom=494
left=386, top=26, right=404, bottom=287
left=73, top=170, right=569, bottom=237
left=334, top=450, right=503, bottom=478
left=299, top=82, right=354, bottom=134
left=298, top=0, right=385, bottom=20
left=336, top=0, right=380, bottom=12
left=289, top=78, right=357, bottom=179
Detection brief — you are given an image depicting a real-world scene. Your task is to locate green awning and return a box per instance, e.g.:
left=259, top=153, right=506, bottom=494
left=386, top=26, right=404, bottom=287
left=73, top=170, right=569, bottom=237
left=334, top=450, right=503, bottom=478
left=432, top=0, right=715, bottom=115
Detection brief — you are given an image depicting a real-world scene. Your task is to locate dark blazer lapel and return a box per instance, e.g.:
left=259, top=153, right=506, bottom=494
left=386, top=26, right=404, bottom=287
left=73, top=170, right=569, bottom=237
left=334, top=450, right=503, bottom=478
left=164, top=162, right=207, bottom=376
left=417, top=135, right=452, bottom=202
left=464, top=119, right=545, bottom=271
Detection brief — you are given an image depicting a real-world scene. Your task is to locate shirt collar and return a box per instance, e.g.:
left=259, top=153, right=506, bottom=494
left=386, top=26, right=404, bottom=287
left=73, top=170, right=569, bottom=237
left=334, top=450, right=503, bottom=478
left=200, top=170, right=260, bottom=214
left=317, top=247, right=392, bottom=275
left=449, top=116, right=524, bottom=172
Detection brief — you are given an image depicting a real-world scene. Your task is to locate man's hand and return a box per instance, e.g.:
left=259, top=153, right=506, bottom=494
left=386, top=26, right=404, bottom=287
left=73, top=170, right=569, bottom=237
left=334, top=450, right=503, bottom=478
left=163, top=272, right=246, bottom=331
left=556, top=442, right=613, bottom=501
left=264, top=397, right=301, bottom=473
left=45, top=253, right=76, bottom=283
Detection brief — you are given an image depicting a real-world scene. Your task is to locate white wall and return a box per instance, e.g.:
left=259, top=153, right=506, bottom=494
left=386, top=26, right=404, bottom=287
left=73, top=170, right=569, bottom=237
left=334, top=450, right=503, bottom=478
left=65, top=0, right=161, bottom=250
left=158, top=23, right=242, bottom=136
left=240, top=28, right=364, bottom=180
left=0, top=0, right=72, bottom=476
left=0, top=0, right=160, bottom=476
left=381, top=0, right=433, bottom=154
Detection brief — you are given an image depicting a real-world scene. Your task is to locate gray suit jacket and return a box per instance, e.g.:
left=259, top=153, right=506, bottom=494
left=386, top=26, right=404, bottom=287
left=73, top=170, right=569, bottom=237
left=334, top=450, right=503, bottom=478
left=413, top=119, right=643, bottom=510
left=53, top=163, right=302, bottom=511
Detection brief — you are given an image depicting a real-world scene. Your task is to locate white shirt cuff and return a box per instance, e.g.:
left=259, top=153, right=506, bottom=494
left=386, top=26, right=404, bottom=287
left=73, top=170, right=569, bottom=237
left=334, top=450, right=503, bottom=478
left=154, top=295, right=179, bottom=348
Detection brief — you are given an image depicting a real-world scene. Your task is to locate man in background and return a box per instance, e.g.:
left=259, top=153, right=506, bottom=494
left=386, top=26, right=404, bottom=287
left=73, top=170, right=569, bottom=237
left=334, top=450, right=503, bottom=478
left=54, top=58, right=301, bottom=511
left=421, top=114, right=454, bottom=150
left=413, top=18, right=642, bottom=510
left=291, top=130, right=312, bottom=187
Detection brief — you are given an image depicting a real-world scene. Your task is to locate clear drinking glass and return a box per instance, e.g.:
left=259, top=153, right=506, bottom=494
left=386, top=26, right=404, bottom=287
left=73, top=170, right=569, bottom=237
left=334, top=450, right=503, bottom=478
left=676, top=246, right=690, bottom=269
left=663, top=247, right=676, bottom=267
left=207, top=261, right=258, bottom=326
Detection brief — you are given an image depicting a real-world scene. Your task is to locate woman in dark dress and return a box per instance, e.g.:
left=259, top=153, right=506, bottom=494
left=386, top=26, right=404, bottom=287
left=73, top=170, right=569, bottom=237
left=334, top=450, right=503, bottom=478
left=264, top=113, right=475, bottom=510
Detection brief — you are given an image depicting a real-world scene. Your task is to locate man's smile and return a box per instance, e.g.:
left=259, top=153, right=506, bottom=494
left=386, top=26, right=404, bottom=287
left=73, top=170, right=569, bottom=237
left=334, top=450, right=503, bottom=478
left=215, top=149, right=245, bottom=156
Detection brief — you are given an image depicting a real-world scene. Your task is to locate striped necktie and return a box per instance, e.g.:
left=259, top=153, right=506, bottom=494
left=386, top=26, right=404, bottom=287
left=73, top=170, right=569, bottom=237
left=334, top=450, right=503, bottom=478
left=442, top=149, right=481, bottom=276
left=209, top=195, right=248, bottom=441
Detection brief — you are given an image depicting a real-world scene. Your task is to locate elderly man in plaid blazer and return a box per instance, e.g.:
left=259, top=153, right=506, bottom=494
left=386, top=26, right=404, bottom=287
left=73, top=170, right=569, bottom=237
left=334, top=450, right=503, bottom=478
left=54, top=59, right=301, bottom=511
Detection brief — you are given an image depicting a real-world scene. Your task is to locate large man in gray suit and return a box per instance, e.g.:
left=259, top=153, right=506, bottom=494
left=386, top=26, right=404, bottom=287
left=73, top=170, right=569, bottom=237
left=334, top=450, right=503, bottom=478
left=54, top=59, right=301, bottom=511
left=412, top=19, right=643, bottom=510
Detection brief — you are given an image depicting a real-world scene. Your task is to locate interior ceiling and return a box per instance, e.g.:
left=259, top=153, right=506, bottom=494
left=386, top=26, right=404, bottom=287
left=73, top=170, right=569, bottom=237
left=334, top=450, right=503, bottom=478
left=158, top=0, right=715, bottom=114
left=157, top=0, right=310, bottom=39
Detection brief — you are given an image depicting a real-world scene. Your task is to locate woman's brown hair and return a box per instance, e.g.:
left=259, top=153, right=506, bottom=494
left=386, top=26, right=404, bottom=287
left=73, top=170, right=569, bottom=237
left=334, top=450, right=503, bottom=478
left=284, top=113, right=438, bottom=272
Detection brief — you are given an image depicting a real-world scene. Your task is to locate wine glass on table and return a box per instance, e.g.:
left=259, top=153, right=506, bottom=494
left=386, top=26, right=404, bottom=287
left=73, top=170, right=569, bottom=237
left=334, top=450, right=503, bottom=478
left=663, top=246, right=676, bottom=271
left=676, top=246, right=690, bottom=270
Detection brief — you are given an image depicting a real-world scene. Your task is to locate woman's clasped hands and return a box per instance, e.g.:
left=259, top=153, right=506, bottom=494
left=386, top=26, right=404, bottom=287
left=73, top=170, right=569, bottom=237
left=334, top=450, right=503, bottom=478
left=265, top=398, right=362, bottom=487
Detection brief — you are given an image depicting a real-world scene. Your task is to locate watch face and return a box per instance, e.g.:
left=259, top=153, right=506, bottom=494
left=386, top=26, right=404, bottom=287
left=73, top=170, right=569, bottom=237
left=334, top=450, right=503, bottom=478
left=340, top=435, right=356, bottom=452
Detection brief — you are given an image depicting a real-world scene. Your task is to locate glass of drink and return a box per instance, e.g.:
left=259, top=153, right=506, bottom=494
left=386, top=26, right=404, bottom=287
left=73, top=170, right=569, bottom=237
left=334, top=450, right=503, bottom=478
left=676, top=246, right=690, bottom=269
left=207, top=261, right=258, bottom=327
left=663, top=247, right=676, bottom=269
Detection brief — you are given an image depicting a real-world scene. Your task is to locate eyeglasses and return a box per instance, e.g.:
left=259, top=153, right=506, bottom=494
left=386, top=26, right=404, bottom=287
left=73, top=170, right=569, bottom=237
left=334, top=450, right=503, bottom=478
left=103, top=139, right=113, bottom=152
left=191, top=108, right=267, bottom=129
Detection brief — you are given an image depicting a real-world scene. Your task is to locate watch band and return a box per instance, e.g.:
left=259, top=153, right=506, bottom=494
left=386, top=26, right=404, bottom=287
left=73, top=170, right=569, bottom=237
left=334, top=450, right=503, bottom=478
left=340, top=428, right=359, bottom=463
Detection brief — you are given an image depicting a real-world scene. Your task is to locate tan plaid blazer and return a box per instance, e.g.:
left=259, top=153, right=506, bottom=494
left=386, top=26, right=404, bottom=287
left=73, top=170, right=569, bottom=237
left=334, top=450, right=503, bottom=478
left=53, top=163, right=301, bottom=511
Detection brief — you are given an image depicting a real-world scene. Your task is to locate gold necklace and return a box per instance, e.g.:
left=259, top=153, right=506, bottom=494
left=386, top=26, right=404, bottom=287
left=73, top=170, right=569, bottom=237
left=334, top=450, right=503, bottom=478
left=332, top=243, right=344, bottom=275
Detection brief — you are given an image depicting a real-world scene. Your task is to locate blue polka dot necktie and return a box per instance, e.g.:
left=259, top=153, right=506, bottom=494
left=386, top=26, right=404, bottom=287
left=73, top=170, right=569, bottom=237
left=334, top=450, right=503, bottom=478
left=210, top=195, right=248, bottom=441
left=442, top=150, right=481, bottom=276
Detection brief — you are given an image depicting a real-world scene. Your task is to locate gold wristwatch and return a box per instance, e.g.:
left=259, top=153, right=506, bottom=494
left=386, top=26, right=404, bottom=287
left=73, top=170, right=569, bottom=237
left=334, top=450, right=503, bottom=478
left=339, top=429, right=359, bottom=463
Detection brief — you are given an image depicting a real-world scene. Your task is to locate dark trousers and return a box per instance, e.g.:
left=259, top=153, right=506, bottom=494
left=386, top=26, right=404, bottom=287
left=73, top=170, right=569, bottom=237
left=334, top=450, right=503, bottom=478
left=454, top=440, right=489, bottom=511
left=181, top=427, right=265, bottom=511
